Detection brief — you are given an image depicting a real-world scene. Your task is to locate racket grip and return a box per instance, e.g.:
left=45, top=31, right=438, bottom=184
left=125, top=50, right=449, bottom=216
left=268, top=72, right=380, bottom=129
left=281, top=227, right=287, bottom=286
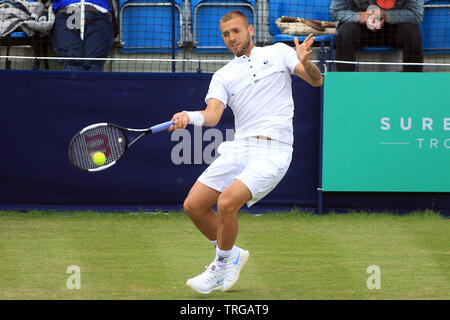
left=150, top=120, right=175, bottom=134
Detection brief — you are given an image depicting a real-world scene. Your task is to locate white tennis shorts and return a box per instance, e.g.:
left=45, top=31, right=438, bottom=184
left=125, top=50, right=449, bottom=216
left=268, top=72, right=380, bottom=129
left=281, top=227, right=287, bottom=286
left=197, top=137, right=293, bottom=207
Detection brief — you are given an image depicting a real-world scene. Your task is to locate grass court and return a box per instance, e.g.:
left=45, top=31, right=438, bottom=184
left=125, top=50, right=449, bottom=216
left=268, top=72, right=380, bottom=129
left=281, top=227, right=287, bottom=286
left=0, top=210, right=448, bottom=300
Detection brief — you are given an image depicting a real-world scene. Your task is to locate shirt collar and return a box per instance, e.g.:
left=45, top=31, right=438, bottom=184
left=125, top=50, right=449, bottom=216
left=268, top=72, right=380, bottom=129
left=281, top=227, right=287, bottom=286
left=234, top=46, right=260, bottom=63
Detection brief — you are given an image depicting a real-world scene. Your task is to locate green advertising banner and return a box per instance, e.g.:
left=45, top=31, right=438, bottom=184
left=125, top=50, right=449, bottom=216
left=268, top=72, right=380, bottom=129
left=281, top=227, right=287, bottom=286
left=322, top=72, right=450, bottom=192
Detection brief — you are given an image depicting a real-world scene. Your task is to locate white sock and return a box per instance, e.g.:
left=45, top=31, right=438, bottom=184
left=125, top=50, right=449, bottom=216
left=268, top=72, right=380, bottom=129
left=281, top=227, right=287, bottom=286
left=212, top=242, right=239, bottom=255
left=215, top=247, right=233, bottom=275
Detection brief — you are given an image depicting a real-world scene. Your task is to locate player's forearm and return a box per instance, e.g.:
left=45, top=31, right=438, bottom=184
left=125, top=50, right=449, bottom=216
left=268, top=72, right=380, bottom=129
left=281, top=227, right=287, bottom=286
left=170, top=99, right=224, bottom=131
left=183, top=108, right=222, bottom=128
left=303, top=60, right=323, bottom=87
left=198, top=110, right=221, bottom=127
left=200, top=98, right=225, bottom=127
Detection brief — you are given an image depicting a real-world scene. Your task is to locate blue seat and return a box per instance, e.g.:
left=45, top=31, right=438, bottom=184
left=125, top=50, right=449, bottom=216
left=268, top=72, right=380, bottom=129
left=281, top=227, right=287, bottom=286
left=269, top=0, right=336, bottom=71
left=359, top=47, right=399, bottom=53
left=118, top=0, right=183, bottom=53
left=421, top=0, right=450, bottom=54
left=9, top=31, right=28, bottom=38
left=191, top=0, right=256, bottom=52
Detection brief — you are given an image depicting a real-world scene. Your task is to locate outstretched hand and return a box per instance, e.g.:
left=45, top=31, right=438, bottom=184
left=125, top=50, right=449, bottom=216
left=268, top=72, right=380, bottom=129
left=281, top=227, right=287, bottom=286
left=294, top=33, right=315, bottom=64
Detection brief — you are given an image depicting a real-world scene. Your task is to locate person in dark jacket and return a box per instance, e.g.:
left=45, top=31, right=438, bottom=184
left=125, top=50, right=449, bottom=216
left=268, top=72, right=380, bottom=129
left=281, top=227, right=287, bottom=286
left=330, top=0, right=424, bottom=72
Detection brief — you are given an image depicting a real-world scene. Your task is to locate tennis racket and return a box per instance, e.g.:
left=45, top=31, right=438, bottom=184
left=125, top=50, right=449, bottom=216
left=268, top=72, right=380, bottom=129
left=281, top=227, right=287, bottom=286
left=68, top=120, right=174, bottom=172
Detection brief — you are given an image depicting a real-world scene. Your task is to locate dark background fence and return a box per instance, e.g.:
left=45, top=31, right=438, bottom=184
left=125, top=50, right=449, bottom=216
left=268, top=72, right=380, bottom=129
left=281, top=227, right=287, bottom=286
left=1, top=70, right=449, bottom=214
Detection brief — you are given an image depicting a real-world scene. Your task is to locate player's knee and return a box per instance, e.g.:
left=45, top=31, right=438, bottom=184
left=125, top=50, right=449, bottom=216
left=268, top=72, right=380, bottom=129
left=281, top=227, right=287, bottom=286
left=183, top=197, right=208, bottom=218
left=183, top=198, right=197, bottom=216
left=217, top=195, right=238, bottom=217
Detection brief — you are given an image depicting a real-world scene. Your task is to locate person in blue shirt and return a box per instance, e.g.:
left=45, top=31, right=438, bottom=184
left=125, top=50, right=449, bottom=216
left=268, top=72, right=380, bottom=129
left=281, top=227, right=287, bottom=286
left=51, top=0, right=114, bottom=71
left=330, top=0, right=424, bottom=72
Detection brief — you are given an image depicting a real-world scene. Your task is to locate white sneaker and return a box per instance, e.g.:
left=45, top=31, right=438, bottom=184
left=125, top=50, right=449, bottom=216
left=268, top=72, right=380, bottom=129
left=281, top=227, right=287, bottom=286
left=222, top=247, right=250, bottom=292
left=186, top=262, right=225, bottom=294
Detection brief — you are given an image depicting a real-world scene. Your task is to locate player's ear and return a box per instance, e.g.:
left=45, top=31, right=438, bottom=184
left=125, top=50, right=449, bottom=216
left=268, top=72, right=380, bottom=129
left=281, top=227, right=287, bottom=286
left=248, top=24, right=254, bottom=37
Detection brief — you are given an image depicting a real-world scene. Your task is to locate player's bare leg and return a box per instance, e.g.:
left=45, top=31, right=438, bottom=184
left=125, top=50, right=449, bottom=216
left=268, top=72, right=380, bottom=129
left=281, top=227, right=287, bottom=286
left=216, top=179, right=251, bottom=250
left=214, top=179, right=251, bottom=291
left=183, top=181, right=220, bottom=241
left=185, top=179, right=250, bottom=294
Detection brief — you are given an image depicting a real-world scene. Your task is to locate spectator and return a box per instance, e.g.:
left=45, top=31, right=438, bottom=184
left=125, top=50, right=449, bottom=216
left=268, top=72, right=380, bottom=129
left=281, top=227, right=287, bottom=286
left=51, top=0, right=114, bottom=71
left=330, top=0, right=424, bottom=72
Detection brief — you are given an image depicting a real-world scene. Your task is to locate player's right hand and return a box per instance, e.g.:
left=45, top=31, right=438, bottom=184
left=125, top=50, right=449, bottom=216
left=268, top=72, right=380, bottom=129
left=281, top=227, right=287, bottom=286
left=169, top=112, right=189, bottom=132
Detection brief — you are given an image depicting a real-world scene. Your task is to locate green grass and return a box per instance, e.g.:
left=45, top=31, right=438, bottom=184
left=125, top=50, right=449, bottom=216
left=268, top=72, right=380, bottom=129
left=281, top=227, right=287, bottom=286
left=0, top=210, right=448, bottom=300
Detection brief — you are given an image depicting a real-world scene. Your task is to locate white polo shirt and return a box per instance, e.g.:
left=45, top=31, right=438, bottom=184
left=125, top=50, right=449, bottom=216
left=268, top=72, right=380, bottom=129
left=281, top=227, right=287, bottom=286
left=205, top=42, right=301, bottom=146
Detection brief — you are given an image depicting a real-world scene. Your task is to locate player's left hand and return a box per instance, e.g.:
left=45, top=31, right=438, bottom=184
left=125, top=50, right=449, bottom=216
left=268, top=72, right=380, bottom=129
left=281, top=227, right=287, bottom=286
left=294, top=34, right=315, bottom=64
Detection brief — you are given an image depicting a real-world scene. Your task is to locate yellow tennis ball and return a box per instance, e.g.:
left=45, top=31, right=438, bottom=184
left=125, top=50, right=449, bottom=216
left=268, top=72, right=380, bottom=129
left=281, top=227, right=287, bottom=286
left=92, top=152, right=106, bottom=166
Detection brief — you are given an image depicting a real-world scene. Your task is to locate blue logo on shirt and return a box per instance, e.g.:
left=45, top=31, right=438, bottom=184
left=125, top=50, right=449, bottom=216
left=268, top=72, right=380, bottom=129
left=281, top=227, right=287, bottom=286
left=261, top=59, right=273, bottom=71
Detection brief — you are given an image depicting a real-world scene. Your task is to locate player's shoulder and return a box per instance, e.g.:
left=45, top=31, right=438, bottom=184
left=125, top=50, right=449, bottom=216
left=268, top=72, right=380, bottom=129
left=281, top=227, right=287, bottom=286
left=214, top=58, right=238, bottom=77
left=270, top=42, right=291, bottom=49
left=271, top=42, right=296, bottom=52
left=258, top=43, right=296, bottom=57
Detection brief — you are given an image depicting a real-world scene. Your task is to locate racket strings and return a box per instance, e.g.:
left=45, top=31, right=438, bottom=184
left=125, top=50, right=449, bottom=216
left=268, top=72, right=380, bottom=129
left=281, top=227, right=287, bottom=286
left=70, top=125, right=126, bottom=170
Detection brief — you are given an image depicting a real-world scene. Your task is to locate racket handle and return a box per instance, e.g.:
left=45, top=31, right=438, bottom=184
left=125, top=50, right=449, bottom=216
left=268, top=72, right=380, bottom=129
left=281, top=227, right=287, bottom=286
left=150, top=120, right=175, bottom=134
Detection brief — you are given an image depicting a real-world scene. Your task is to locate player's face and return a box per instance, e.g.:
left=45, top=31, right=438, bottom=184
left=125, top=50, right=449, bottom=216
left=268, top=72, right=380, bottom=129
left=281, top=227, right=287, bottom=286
left=220, top=16, right=254, bottom=57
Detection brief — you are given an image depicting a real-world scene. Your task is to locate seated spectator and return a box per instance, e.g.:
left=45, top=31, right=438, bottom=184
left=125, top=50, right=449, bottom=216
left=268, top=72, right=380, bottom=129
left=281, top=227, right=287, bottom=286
left=330, top=0, right=424, bottom=72
left=51, top=0, right=114, bottom=71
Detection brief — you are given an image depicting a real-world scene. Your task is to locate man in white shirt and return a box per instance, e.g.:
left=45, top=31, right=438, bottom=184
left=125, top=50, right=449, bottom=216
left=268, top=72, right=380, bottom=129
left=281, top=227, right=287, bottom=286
left=169, top=10, right=322, bottom=294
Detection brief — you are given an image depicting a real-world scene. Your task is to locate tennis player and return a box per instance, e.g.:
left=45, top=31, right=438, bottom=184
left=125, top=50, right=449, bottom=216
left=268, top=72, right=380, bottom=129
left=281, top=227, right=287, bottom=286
left=169, top=10, right=323, bottom=294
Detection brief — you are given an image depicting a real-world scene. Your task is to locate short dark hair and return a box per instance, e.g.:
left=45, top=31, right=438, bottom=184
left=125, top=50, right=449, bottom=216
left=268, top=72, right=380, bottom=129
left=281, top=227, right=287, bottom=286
left=220, top=10, right=249, bottom=26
